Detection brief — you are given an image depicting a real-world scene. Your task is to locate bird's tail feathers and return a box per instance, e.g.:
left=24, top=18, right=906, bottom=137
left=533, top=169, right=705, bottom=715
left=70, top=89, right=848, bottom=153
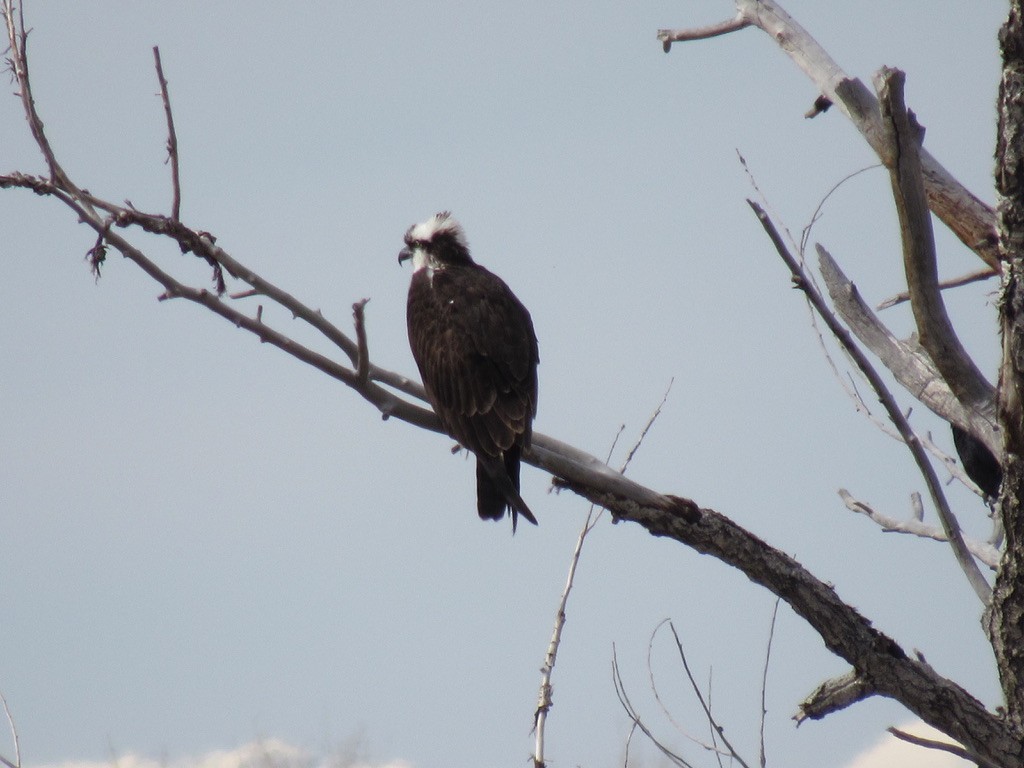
left=476, top=453, right=537, bottom=533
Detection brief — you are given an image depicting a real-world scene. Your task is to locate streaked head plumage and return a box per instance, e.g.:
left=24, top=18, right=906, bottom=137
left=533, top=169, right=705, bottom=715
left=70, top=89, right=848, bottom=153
left=398, top=211, right=473, bottom=271
left=407, top=211, right=467, bottom=249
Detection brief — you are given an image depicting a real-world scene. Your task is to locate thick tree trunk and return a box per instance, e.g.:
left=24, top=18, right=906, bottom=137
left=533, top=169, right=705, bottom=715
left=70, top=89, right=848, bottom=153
left=993, top=0, right=1024, bottom=735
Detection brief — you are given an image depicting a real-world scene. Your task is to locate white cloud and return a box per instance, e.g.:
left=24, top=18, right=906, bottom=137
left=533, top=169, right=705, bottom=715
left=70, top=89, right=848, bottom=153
left=845, top=721, right=973, bottom=768
left=29, top=740, right=411, bottom=768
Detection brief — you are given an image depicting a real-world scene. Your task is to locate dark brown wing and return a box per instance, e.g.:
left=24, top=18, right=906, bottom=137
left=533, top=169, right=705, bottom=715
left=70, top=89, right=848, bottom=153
left=407, top=263, right=538, bottom=459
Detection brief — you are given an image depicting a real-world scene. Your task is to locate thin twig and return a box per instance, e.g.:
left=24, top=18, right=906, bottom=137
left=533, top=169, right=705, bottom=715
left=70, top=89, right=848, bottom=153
left=759, top=599, right=780, bottom=768
left=666, top=622, right=752, bottom=768
left=612, top=646, right=694, bottom=768
left=3, top=1, right=81, bottom=199
left=352, top=298, right=370, bottom=384
left=877, top=268, right=998, bottom=310
left=152, top=46, right=181, bottom=222
left=622, top=722, right=638, bottom=768
left=748, top=201, right=992, bottom=603
left=645, top=619, right=729, bottom=759
left=532, top=502, right=599, bottom=768
left=0, top=688, right=20, bottom=768
left=706, top=669, right=723, bottom=768
left=799, top=165, right=880, bottom=257
left=804, top=95, right=832, bottom=119
left=535, top=381, right=673, bottom=767
left=887, top=726, right=995, bottom=768
left=621, top=379, right=673, bottom=471
left=533, top=424, right=623, bottom=767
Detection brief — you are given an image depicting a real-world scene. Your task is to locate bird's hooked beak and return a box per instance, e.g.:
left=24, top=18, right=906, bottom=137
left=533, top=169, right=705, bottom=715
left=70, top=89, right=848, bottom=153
left=398, top=246, right=412, bottom=265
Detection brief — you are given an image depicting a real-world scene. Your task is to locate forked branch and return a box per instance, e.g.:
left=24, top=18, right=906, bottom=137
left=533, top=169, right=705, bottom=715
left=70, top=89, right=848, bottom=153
left=875, top=67, right=997, bottom=429
left=749, top=201, right=991, bottom=603
left=659, top=0, right=998, bottom=269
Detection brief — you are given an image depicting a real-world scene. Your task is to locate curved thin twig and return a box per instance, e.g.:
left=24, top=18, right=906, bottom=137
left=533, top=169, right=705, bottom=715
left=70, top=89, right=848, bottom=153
left=665, top=622, right=752, bottom=768
left=612, top=645, right=695, bottom=768
left=0, top=689, right=19, bottom=768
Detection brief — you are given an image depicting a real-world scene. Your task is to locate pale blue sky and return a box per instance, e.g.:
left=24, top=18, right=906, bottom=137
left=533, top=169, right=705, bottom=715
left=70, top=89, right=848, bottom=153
left=0, top=3, right=1007, bottom=767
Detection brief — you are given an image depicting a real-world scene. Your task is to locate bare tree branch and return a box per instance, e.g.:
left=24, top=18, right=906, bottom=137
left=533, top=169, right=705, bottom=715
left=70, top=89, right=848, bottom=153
left=535, top=385, right=672, bottom=768
left=152, top=46, right=181, bottom=222
left=0, top=689, right=19, bottom=768
left=837, top=489, right=1000, bottom=569
left=799, top=164, right=881, bottom=258
left=758, top=600, right=780, bottom=768
left=4, top=0, right=74, bottom=193
left=665, top=622, right=752, bottom=768
left=554, top=471, right=1019, bottom=766
left=659, top=0, right=998, bottom=269
left=612, top=645, right=695, bottom=768
left=657, top=12, right=749, bottom=49
left=817, top=246, right=999, bottom=456
left=887, top=726, right=996, bottom=768
left=352, top=298, right=370, bottom=385
left=643, top=621, right=734, bottom=763
left=749, top=201, right=991, bottom=602
left=533, top=427, right=621, bottom=768
left=878, top=268, right=998, bottom=310
left=875, top=67, right=997, bottom=424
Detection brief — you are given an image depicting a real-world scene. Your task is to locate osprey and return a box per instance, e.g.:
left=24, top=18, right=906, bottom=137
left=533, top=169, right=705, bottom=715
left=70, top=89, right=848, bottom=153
left=398, top=212, right=539, bottom=531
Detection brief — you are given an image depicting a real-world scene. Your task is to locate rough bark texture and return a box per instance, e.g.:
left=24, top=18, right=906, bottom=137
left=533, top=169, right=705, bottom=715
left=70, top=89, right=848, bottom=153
left=994, top=0, right=1024, bottom=736
left=551, top=481, right=1023, bottom=767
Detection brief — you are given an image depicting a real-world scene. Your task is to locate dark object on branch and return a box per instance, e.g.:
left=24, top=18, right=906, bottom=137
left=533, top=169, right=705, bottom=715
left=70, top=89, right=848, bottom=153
left=952, top=424, right=1003, bottom=499
left=399, top=212, right=540, bottom=531
left=805, top=94, right=833, bottom=118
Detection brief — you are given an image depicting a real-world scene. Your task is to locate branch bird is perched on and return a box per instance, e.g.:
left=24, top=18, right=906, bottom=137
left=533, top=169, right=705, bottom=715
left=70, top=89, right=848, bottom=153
left=399, top=212, right=539, bottom=531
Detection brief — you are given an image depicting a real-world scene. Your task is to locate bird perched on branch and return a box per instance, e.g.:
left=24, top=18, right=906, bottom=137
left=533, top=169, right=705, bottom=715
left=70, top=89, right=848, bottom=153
left=399, top=212, right=539, bottom=531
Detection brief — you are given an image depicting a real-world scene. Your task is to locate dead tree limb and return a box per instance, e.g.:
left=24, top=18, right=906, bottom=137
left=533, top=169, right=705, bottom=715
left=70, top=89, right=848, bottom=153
left=659, top=0, right=998, bottom=270
left=749, top=202, right=991, bottom=603
left=877, top=268, right=997, bottom=311
left=875, top=67, right=997, bottom=429
left=817, top=247, right=999, bottom=457
left=837, top=489, right=1000, bottom=569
